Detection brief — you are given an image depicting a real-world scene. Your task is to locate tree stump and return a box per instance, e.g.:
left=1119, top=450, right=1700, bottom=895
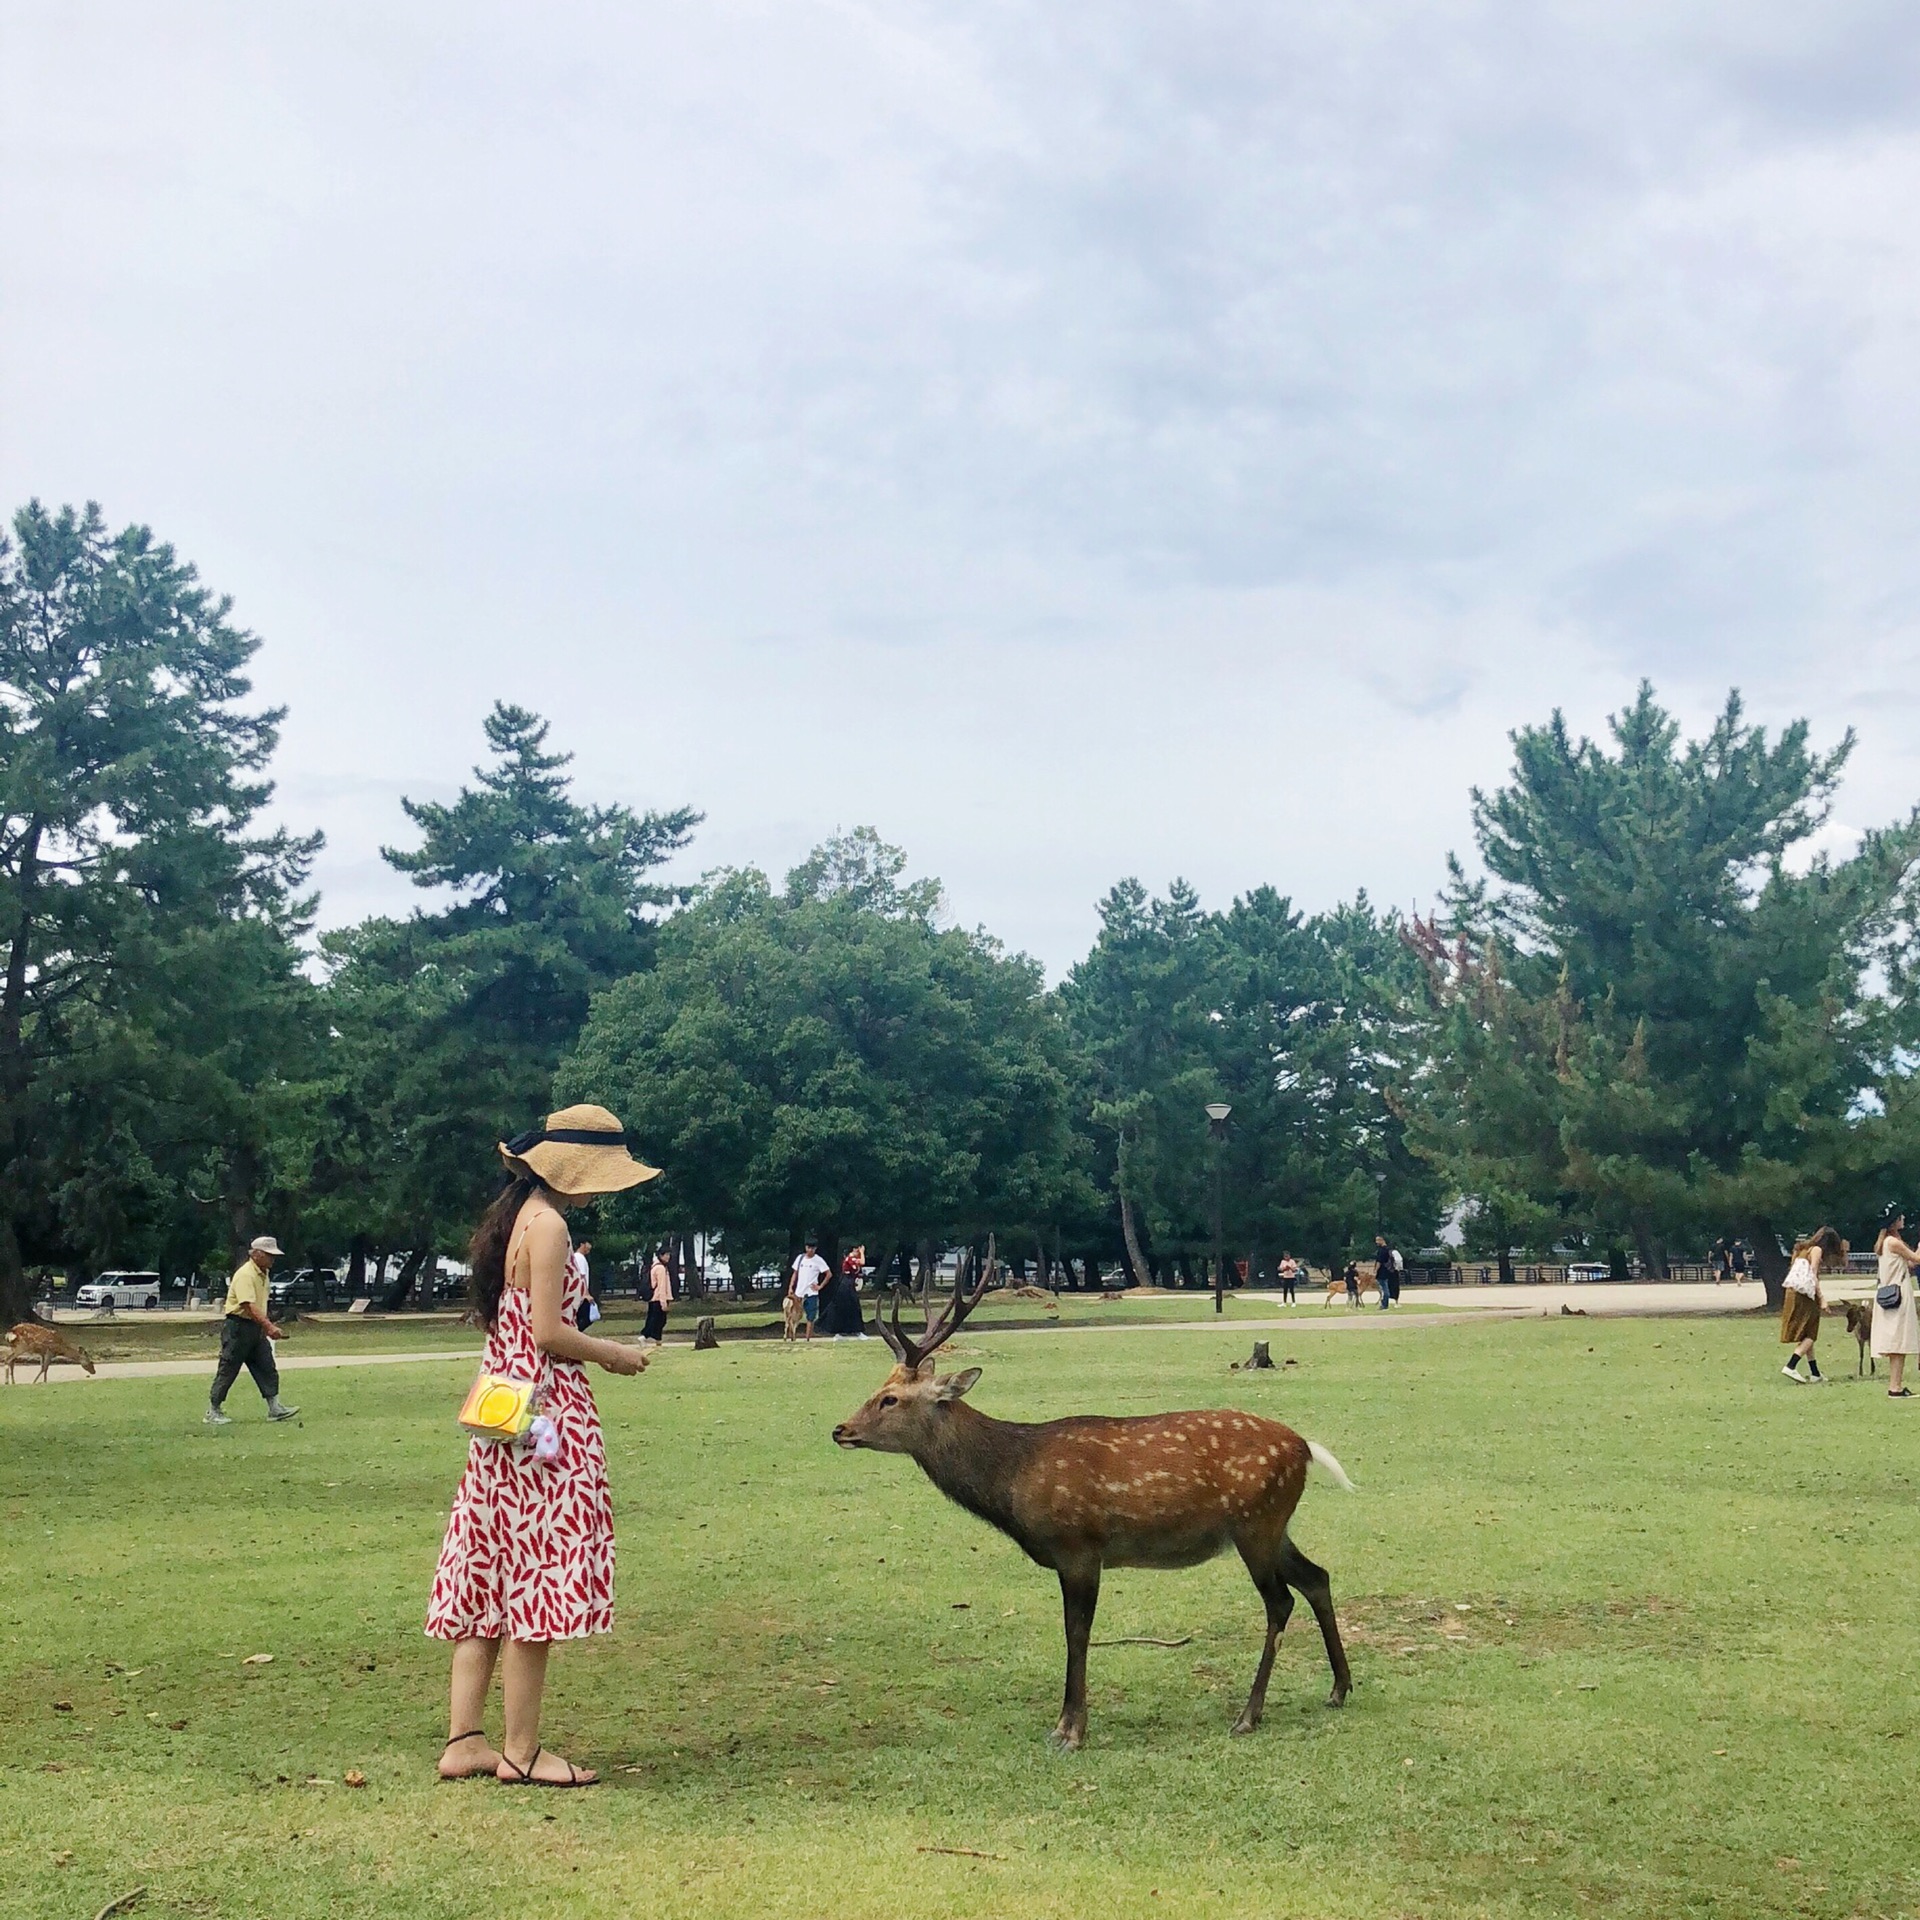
left=692, top=1315, right=719, bottom=1350
left=1231, top=1340, right=1275, bottom=1371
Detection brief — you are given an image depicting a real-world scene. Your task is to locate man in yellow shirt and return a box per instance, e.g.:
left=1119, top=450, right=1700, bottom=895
left=205, top=1235, right=298, bottom=1426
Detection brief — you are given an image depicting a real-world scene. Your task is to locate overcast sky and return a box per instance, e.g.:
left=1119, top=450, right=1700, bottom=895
left=5, top=2, right=1919, bottom=973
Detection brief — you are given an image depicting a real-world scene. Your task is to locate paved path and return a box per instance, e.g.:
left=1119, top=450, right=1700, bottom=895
left=19, top=1347, right=484, bottom=1384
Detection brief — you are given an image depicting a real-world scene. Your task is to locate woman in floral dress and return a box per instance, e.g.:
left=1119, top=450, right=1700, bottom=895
left=427, top=1104, right=658, bottom=1786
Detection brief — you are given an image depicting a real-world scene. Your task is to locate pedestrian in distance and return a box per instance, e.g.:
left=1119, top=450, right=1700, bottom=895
left=571, top=1238, right=601, bottom=1330
left=1779, top=1226, right=1844, bottom=1384
left=427, top=1104, right=657, bottom=1788
left=1279, top=1254, right=1298, bottom=1304
left=1344, top=1260, right=1361, bottom=1306
left=787, top=1234, right=830, bottom=1342
left=1712, top=1236, right=1730, bottom=1285
left=1373, top=1234, right=1394, bottom=1309
left=1872, top=1211, right=1919, bottom=1399
left=205, top=1235, right=298, bottom=1426
left=643, top=1244, right=672, bottom=1344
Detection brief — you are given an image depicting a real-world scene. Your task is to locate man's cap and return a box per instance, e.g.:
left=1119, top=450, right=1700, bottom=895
left=250, top=1236, right=284, bottom=1258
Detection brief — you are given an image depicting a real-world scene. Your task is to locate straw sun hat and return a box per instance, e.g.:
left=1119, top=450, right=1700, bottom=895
left=498, top=1104, right=661, bottom=1197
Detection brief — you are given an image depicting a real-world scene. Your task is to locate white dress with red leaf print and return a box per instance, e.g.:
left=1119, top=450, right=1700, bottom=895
left=426, top=1239, right=614, bottom=1642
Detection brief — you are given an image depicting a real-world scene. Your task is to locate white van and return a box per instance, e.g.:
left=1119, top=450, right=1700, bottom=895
left=76, top=1271, right=163, bottom=1310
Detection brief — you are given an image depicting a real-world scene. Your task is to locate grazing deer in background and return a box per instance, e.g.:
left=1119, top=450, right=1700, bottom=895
left=4, top=1322, right=97, bottom=1385
left=833, top=1243, right=1355, bottom=1748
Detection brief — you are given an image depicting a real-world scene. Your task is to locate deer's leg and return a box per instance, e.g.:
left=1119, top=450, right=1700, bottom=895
left=1280, top=1537, right=1352, bottom=1707
left=1230, top=1554, right=1294, bottom=1736
left=1052, top=1561, right=1100, bottom=1750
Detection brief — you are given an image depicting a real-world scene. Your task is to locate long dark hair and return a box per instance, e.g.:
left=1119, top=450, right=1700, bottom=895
left=468, top=1173, right=548, bottom=1329
left=1792, top=1225, right=1846, bottom=1267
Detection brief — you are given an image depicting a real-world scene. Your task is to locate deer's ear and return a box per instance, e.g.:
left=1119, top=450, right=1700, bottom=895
left=935, top=1366, right=981, bottom=1401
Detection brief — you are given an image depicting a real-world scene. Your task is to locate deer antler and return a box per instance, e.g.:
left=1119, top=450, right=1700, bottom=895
left=873, top=1288, right=915, bottom=1365
left=868, top=1237, right=998, bottom=1370
left=920, top=1236, right=996, bottom=1362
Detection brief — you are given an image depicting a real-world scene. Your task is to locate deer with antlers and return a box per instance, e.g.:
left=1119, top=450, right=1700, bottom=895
left=833, top=1243, right=1355, bottom=1748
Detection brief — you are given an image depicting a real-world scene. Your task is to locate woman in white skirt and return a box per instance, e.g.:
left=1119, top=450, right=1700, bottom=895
left=1872, top=1212, right=1920, bottom=1399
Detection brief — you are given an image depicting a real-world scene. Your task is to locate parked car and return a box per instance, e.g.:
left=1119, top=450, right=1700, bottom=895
left=269, top=1268, right=346, bottom=1311
left=75, top=1271, right=163, bottom=1310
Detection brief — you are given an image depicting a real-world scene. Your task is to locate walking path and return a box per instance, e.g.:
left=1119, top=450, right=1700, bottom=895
left=25, top=1346, right=484, bottom=1384
left=20, top=1280, right=1779, bottom=1384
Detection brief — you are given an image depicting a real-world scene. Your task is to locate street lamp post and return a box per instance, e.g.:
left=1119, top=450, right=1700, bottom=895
left=1206, top=1102, right=1233, bottom=1316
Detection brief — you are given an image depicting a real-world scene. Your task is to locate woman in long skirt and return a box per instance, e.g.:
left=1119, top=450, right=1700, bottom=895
left=1872, top=1212, right=1920, bottom=1399
left=1779, top=1226, right=1844, bottom=1384
left=427, top=1104, right=659, bottom=1786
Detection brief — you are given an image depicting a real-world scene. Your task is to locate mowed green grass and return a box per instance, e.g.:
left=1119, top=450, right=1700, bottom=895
left=3, top=1313, right=1916, bottom=1919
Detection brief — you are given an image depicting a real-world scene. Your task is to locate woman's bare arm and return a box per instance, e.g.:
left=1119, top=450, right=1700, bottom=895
left=522, top=1210, right=647, bottom=1374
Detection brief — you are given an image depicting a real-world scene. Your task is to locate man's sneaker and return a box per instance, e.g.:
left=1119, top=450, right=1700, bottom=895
left=1781, top=1366, right=1806, bottom=1383
left=1808, top=1373, right=1830, bottom=1386
left=204, top=1406, right=233, bottom=1425
left=266, top=1402, right=299, bottom=1422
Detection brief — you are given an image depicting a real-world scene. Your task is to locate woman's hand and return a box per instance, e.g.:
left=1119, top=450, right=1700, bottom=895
left=599, top=1341, right=649, bottom=1378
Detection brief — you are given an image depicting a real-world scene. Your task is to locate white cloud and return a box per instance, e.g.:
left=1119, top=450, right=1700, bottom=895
left=4, top=0, right=1918, bottom=971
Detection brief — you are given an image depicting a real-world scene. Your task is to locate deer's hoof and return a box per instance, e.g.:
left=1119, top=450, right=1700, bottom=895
left=1229, top=1713, right=1259, bottom=1737
left=1048, top=1724, right=1086, bottom=1753
left=1325, top=1687, right=1349, bottom=1709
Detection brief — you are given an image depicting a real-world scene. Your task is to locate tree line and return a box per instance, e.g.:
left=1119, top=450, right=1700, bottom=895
left=6, top=500, right=1918, bottom=1323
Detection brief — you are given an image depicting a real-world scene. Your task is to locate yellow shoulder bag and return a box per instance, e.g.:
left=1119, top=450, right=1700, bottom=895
left=458, top=1372, right=539, bottom=1442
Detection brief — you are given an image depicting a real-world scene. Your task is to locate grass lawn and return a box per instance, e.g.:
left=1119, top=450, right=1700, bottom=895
left=4, top=1312, right=1916, bottom=1918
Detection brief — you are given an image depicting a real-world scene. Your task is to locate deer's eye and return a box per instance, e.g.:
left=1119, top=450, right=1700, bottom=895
left=880, top=1393, right=899, bottom=1408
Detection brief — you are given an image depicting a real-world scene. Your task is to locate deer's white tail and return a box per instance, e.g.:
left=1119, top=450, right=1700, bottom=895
left=1307, top=1441, right=1355, bottom=1492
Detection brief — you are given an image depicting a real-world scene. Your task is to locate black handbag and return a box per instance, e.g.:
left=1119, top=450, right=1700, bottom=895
left=1876, top=1280, right=1904, bottom=1311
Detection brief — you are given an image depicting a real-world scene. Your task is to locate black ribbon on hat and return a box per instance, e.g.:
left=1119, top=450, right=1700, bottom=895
left=503, top=1126, right=628, bottom=1155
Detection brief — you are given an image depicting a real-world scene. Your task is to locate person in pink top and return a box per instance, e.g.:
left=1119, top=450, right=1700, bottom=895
left=644, top=1244, right=673, bottom=1344
left=426, top=1104, right=657, bottom=1788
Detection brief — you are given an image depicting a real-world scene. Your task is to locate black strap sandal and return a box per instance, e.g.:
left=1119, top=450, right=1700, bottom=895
left=1890, top=1388, right=1913, bottom=1398
left=438, top=1730, right=493, bottom=1779
left=497, top=1745, right=597, bottom=1788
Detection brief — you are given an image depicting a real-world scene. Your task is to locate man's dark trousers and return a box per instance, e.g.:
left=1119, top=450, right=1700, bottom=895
left=211, top=1315, right=279, bottom=1408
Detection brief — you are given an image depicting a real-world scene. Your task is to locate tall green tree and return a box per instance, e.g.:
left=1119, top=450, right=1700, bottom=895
left=0, top=500, right=315, bottom=1320
left=317, top=704, right=698, bottom=1295
left=1061, top=878, right=1437, bottom=1284
left=562, top=829, right=1091, bottom=1285
left=1405, top=685, right=1920, bottom=1300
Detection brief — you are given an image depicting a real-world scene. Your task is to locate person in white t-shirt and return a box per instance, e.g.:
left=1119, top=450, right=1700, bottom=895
left=569, top=1238, right=600, bottom=1330
left=788, top=1236, right=831, bottom=1342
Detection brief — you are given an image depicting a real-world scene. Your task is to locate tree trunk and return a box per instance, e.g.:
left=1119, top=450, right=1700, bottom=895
left=378, top=1245, right=429, bottom=1311
left=225, top=1141, right=262, bottom=1273
left=1630, top=1220, right=1668, bottom=1281
left=1119, top=1194, right=1152, bottom=1288
left=1743, top=1221, right=1790, bottom=1310
left=346, top=1238, right=369, bottom=1298
left=918, top=1236, right=937, bottom=1332
left=0, top=1208, right=32, bottom=1328
left=0, top=821, right=43, bottom=1329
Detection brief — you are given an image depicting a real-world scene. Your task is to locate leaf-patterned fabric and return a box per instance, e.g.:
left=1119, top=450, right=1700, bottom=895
left=426, top=1254, right=614, bottom=1641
